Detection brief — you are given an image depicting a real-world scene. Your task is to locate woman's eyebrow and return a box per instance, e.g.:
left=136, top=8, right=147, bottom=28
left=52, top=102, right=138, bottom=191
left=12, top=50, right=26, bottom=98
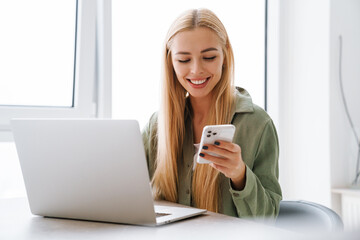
left=201, top=47, right=218, bottom=53
left=175, top=47, right=218, bottom=55
left=175, top=51, right=191, bottom=55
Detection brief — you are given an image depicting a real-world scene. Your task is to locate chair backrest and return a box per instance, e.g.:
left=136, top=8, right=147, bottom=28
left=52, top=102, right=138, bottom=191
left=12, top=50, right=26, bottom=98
left=275, top=200, right=344, bottom=232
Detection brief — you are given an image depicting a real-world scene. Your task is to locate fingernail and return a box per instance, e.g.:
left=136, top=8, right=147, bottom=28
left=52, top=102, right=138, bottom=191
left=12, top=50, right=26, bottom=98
left=202, top=146, right=208, bottom=150
left=214, top=141, right=220, bottom=145
left=199, top=153, right=205, bottom=157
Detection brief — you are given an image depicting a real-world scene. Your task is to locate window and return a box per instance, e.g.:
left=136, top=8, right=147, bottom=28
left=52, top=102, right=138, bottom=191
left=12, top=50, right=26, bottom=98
left=0, top=0, right=76, bottom=108
left=112, top=0, right=266, bottom=128
left=0, top=0, right=265, bottom=198
left=0, top=0, right=111, bottom=198
left=0, top=0, right=109, bottom=141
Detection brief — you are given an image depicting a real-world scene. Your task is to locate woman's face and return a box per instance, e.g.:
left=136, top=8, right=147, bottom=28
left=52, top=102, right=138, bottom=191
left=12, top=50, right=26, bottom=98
left=171, top=27, right=224, bottom=99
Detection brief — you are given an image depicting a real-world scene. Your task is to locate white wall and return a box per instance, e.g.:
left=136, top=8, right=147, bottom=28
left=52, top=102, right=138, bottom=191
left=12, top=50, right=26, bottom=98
left=330, top=0, right=360, bottom=212
left=270, top=0, right=360, bottom=209
left=273, top=0, right=332, bottom=206
left=330, top=0, right=360, bottom=189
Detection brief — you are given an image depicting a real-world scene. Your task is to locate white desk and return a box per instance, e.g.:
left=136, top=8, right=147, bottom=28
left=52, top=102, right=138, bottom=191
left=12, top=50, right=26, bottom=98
left=0, top=198, right=285, bottom=240
left=0, top=198, right=355, bottom=240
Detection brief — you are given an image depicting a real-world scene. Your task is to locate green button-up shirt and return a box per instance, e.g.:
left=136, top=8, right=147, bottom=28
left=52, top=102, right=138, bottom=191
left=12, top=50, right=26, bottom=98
left=142, top=87, right=282, bottom=218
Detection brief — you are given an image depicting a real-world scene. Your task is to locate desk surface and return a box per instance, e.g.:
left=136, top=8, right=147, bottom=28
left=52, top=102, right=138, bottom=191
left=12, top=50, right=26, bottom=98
left=0, top=198, right=286, bottom=240
left=0, top=198, right=354, bottom=240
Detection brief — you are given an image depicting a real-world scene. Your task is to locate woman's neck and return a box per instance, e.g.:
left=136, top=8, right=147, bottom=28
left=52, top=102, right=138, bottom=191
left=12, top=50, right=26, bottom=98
left=190, top=94, right=212, bottom=125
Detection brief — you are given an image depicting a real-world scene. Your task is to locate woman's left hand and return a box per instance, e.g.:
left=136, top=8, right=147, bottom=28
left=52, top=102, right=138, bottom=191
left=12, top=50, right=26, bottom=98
left=199, top=140, right=246, bottom=190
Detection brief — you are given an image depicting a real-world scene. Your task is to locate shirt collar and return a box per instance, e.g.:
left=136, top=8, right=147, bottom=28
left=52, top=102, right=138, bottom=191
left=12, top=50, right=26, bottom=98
left=232, top=87, right=254, bottom=114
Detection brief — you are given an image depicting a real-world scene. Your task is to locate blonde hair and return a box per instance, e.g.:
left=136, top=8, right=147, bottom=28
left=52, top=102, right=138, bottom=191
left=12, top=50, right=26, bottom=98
left=151, top=8, right=235, bottom=212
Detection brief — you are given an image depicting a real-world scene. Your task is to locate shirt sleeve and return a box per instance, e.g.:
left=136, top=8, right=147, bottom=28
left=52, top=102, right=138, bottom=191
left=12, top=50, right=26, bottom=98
left=141, top=112, right=158, bottom=179
left=228, top=119, right=282, bottom=218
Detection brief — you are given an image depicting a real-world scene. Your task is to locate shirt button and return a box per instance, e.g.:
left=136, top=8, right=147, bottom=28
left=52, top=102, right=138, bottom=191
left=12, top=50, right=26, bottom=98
left=187, top=164, right=190, bottom=168
left=233, top=193, right=240, bottom=197
left=186, top=189, right=190, bottom=194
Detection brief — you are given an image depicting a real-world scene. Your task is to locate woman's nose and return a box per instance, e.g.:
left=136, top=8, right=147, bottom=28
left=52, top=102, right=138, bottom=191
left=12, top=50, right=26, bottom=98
left=190, top=59, right=204, bottom=74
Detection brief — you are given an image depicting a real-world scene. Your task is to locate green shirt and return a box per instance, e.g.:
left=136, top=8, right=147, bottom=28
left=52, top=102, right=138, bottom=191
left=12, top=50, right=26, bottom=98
left=142, top=87, right=282, bottom=218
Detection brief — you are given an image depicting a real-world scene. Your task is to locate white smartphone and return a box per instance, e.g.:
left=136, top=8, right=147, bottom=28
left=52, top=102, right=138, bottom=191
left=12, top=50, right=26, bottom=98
left=196, top=124, right=236, bottom=164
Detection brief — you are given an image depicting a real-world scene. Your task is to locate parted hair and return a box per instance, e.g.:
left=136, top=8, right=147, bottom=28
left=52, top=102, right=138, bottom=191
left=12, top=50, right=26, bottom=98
left=151, top=8, right=235, bottom=212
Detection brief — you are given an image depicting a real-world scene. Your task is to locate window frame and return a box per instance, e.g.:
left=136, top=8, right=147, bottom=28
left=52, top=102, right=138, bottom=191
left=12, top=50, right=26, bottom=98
left=266, top=0, right=280, bottom=129
left=0, top=0, right=112, bottom=141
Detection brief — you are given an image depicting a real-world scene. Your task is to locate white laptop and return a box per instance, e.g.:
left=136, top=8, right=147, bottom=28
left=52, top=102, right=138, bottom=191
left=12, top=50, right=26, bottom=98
left=11, top=119, right=206, bottom=226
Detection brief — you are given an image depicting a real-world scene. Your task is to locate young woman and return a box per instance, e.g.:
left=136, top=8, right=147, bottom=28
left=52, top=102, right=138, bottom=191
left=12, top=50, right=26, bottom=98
left=142, top=8, right=282, bottom=218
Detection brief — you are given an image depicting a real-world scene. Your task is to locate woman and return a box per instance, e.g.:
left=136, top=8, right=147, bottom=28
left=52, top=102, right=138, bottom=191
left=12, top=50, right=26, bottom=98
left=142, top=8, right=282, bottom=218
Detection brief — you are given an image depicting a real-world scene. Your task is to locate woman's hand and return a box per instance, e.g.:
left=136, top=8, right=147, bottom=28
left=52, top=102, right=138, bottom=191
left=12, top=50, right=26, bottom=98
left=199, top=141, right=246, bottom=191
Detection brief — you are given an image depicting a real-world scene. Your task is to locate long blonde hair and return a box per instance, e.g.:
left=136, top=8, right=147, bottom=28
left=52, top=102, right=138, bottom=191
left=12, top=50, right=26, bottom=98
left=151, top=8, right=235, bottom=212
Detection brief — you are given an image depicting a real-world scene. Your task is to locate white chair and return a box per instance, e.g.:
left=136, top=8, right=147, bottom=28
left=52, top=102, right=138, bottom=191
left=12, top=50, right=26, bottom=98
left=275, top=200, right=344, bottom=232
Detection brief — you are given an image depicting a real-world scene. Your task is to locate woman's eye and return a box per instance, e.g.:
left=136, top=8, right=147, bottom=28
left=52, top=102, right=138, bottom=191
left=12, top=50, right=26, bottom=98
left=204, top=56, right=217, bottom=61
left=178, top=59, right=190, bottom=63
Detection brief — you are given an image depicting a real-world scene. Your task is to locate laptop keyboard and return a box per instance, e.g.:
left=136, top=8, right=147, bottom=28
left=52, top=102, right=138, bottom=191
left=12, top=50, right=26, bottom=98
left=155, top=212, right=171, bottom=218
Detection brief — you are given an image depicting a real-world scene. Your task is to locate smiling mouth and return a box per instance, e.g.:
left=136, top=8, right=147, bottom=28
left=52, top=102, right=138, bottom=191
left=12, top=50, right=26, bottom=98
left=187, top=77, right=210, bottom=85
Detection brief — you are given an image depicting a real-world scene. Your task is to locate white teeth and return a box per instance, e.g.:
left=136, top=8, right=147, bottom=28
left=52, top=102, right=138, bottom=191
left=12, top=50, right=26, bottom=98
left=189, top=79, right=207, bottom=85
